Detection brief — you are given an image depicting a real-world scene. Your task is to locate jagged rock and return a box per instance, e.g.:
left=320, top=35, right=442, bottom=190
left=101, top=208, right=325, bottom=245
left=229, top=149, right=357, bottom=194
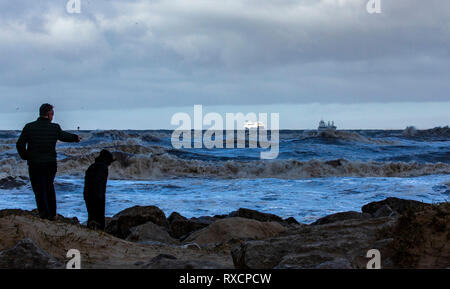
left=0, top=239, right=63, bottom=269
left=167, top=212, right=210, bottom=239
left=0, top=176, right=27, bottom=189
left=388, top=203, right=450, bottom=268
left=362, top=197, right=430, bottom=216
left=126, top=221, right=179, bottom=245
left=228, top=208, right=284, bottom=223
left=184, top=217, right=286, bottom=246
left=283, top=217, right=300, bottom=225
left=231, top=217, right=396, bottom=269
left=311, top=211, right=371, bottom=225
left=142, top=254, right=228, bottom=269
left=105, top=205, right=168, bottom=239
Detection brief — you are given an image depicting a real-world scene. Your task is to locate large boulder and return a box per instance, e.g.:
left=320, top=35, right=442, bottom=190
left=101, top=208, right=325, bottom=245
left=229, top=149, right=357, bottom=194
left=126, top=222, right=179, bottom=245
left=0, top=239, right=63, bottom=269
left=183, top=217, right=286, bottom=247
left=167, top=212, right=211, bottom=240
left=362, top=197, right=430, bottom=216
left=387, top=202, right=450, bottom=268
left=311, top=211, right=371, bottom=225
left=105, top=205, right=168, bottom=239
left=232, top=217, right=396, bottom=269
left=228, top=208, right=284, bottom=223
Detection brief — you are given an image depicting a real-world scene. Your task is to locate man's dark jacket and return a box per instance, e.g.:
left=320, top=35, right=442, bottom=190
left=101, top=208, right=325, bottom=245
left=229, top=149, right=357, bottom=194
left=16, top=117, right=79, bottom=165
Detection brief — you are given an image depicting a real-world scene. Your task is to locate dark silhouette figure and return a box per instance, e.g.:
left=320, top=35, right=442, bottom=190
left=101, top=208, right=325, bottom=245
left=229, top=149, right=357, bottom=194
left=16, top=104, right=80, bottom=220
left=84, top=149, right=115, bottom=230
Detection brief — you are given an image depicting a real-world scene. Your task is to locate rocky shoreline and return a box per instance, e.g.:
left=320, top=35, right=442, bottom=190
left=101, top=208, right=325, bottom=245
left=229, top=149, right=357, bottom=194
left=0, top=197, right=448, bottom=269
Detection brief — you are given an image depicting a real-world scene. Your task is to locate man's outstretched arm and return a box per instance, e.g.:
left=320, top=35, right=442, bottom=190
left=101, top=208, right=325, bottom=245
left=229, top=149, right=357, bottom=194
left=16, top=125, right=29, bottom=160
left=57, top=124, right=80, bottom=143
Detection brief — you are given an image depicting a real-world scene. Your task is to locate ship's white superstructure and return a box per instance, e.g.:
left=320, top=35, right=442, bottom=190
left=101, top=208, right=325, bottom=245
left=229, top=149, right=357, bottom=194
left=318, top=119, right=337, bottom=132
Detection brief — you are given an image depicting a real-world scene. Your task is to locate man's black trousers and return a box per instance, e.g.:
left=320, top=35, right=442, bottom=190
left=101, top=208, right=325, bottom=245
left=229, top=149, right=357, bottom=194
left=28, top=162, right=57, bottom=219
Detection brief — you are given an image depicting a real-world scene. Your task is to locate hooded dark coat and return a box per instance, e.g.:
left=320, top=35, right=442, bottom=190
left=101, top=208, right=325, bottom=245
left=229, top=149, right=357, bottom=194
left=83, top=150, right=114, bottom=229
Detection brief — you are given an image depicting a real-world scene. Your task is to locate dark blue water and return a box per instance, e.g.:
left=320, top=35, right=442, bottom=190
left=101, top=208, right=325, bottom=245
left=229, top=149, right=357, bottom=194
left=0, top=128, right=449, bottom=222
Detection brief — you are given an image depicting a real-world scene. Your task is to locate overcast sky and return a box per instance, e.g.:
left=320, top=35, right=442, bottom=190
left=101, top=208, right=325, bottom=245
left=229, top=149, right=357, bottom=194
left=0, top=0, right=449, bottom=129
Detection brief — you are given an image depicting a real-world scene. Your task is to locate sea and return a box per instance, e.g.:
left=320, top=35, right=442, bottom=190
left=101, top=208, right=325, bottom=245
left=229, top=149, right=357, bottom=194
left=0, top=127, right=449, bottom=223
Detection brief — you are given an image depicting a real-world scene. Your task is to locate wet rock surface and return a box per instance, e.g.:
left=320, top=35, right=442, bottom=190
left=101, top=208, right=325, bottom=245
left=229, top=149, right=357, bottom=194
left=311, top=211, right=371, bottom=225
left=227, top=208, right=284, bottom=223
left=231, top=217, right=397, bottom=269
left=183, top=217, right=287, bottom=247
left=167, top=212, right=211, bottom=240
left=126, top=221, right=179, bottom=245
left=362, top=197, right=431, bottom=215
left=0, top=198, right=448, bottom=269
left=105, top=205, right=169, bottom=239
left=0, top=239, right=63, bottom=269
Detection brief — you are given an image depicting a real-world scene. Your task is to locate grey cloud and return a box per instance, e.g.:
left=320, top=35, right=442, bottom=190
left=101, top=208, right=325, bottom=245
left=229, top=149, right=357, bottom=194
left=0, top=0, right=449, bottom=113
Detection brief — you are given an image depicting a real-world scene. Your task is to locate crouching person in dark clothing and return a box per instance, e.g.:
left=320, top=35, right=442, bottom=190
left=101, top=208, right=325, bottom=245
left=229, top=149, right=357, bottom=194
left=84, top=149, right=115, bottom=230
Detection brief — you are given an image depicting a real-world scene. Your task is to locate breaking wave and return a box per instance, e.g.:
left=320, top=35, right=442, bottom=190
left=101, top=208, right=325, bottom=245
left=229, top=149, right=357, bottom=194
left=2, top=145, right=448, bottom=180
left=306, top=130, right=398, bottom=145
left=1, top=129, right=448, bottom=180
left=84, top=156, right=450, bottom=179
left=402, top=126, right=450, bottom=138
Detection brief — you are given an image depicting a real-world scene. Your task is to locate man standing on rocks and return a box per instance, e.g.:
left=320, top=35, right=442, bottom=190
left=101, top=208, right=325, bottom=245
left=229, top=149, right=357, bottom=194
left=16, top=104, right=80, bottom=220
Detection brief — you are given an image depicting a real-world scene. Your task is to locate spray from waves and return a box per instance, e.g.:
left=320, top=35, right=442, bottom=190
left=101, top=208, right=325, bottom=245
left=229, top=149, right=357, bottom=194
left=90, top=130, right=133, bottom=140
left=85, top=129, right=400, bottom=145
left=57, top=153, right=450, bottom=179
left=1, top=132, right=448, bottom=180
left=402, top=126, right=450, bottom=138
left=0, top=139, right=18, bottom=145
left=88, top=130, right=168, bottom=142
left=2, top=141, right=446, bottom=180
left=299, top=130, right=398, bottom=145
left=2, top=149, right=449, bottom=180
left=0, top=145, right=13, bottom=153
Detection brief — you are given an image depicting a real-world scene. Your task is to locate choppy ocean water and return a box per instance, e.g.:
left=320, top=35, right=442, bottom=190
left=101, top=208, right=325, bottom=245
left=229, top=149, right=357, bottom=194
left=0, top=128, right=449, bottom=223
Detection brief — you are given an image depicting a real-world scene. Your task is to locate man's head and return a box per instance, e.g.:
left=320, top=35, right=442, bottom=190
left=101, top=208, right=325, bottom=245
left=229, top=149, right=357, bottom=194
left=39, top=103, right=54, bottom=122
